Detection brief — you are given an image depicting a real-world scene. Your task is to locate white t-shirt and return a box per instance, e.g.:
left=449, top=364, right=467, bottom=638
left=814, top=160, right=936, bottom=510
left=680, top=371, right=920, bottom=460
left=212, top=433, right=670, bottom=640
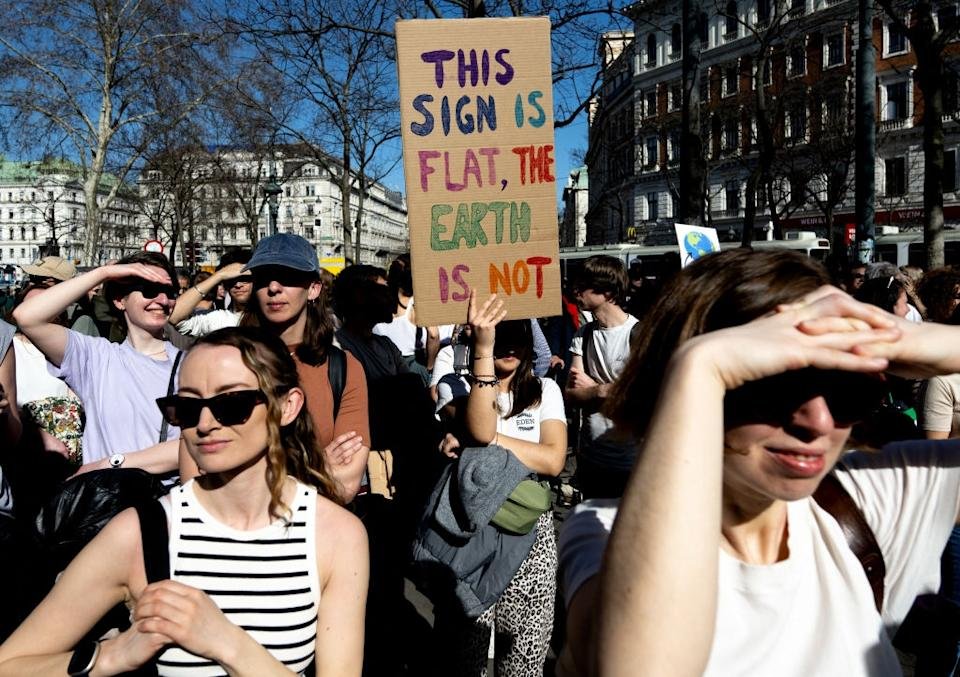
left=922, top=373, right=960, bottom=436
left=430, top=345, right=455, bottom=388
left=14, top=335, right=71, bottom=405
left=175, top=309, right=241, bottom=337
left=558, top=440, right=960, bottom=676
left=495, top=378, right=566, bottom=442
left=569, top=315, right=639, bottom=441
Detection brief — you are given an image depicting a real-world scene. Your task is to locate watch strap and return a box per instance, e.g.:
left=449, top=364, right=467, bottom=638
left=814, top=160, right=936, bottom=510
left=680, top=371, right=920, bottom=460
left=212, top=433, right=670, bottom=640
left=67, top=639, right=100, bottom=676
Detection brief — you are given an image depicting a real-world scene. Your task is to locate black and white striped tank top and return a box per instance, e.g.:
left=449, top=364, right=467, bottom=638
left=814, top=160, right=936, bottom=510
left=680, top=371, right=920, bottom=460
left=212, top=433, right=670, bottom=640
left=156, top=480, right=319, bottom=676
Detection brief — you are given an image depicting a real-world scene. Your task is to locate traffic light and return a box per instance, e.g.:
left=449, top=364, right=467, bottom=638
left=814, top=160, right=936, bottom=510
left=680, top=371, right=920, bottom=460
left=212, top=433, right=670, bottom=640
left=183, top=242, right=201, bottom=265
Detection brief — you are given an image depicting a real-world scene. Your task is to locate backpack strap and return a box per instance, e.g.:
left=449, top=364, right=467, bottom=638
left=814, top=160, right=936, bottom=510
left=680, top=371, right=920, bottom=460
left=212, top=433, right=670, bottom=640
left=629, top=321, right=642, bottom=349
left=327, top=346, right=347, bottom=420
left=135, top=501, right=170, bottom=583
left=581, top=321, right=596, bottom=363
left=813, top=472, right=886, bottom=612
left=158, top=350, right=183, bottom=443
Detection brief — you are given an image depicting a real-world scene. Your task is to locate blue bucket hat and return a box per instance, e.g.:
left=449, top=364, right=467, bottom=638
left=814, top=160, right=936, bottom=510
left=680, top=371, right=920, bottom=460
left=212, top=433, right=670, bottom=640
left=243, top=233, right=320, bottom=274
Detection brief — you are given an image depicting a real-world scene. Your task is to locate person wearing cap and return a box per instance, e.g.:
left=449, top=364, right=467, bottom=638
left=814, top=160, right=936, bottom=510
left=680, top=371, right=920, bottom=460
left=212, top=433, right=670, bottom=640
left=179, top=233, right=370, bottom=503
left=19, top=256, right=77, bottom=288
left=167, top=249, right=254, bottom=337
left=12, top=251, right=183, bottom=475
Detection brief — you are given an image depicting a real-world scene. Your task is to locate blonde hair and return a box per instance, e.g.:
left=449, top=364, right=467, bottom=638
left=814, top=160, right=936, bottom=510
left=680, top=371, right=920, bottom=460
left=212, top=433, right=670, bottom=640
left=192, top=326, right=341, bottom=518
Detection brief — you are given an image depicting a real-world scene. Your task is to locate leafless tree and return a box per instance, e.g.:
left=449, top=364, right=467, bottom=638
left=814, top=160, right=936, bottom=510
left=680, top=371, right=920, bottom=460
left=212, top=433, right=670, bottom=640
left=0, top=0, right=218, bottom=265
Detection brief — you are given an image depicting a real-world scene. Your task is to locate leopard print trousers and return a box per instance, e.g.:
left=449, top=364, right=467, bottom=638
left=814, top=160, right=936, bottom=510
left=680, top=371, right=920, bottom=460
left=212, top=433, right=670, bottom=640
left=450, top=511, right=557, bottom=676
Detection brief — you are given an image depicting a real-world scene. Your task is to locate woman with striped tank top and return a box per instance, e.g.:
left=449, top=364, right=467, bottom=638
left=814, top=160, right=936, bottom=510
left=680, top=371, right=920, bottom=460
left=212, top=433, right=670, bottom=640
left=0, top=327, right=368, bottom=676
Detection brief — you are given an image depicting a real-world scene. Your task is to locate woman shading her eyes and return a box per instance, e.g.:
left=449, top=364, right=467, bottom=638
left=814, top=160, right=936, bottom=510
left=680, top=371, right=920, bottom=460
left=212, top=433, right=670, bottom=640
left=558, top=249, right=960, bottom=676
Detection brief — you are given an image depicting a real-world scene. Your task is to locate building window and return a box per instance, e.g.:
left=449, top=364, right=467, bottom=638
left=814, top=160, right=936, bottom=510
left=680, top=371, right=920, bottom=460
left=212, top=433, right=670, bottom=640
left=307, top=204, right=315, bottom=216
left=305, top=184, right=316, bottom=197
left=944, top=149, right=957, bottom=192
left=305, top=224, right=315, bottom=239
left=669, top=82, right=683, bottom=111
left=724, top=64, right=739, bottom=96
left=788, top=43, right=806, bottom=77
left=884, top=80, right=909, bottom=120
left=671, top=24, right=682, bottom=56
left=938, top=5, right=958, bottom=33
left=645, top=89, right=658, bottom=117
left=884, top=156, right=906, bottom=196
left=757, top=0, right=771, bottom=26
left=646, top=34, right=657, bottom=65
left=645, top=136, right=659, bottom=169
left=31, top=226, right=36, bottom=240
left=786, top=102, right=808, bottom=141
left=647, top=192, right=659, bottom=220
left=825, top=33, right=845, bottom=67
left=725, top=181, right=741, bottom=216
left=725, top=1, right=739, bottom=37
left=790, top=0, right=806, bottom=15
left=945, top=69, right=959, bottom=116
left=886, top=23, right=908, bottom=55
left=698, top=11, right=709, bottom=43
left=724, top=118, right=740, bottom=150
left=668, top=129, right=682, bottom=164
left=823, top=92, right=846, bottom=130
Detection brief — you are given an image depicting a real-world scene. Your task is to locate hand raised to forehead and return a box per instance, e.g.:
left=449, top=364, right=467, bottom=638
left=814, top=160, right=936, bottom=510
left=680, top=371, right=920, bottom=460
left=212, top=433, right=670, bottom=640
left=103, top=262, right=172, bottom=285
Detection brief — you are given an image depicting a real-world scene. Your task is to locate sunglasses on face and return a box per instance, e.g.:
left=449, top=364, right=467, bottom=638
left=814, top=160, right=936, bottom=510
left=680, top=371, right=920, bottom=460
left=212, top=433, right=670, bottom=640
left=126, top=281, right=178, bottom=300
left=724, top=369, right=888, bottom=427
left=252, top=267, right=316, bottom=289
left=156, top=390, right=267, bottom=428
left=226, top=276, right=253, bottom=288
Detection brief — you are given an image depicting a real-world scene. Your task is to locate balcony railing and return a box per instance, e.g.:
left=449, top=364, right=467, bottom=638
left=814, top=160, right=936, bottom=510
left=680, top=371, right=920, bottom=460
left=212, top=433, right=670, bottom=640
left=879, top=117, right=908, bottom=131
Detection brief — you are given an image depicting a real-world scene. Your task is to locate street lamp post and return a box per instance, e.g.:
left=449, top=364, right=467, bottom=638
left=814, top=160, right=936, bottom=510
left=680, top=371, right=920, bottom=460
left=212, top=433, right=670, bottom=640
left=261, top=164, right=283, bottom=237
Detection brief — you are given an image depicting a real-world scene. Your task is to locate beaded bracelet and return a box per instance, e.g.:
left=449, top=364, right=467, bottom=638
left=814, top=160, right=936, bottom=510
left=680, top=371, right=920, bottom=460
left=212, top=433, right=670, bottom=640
left=467, top=374, right=500, bottom=387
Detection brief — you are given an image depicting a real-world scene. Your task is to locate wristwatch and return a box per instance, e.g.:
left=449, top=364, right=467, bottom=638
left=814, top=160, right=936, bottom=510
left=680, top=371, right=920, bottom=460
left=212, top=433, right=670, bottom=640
left=67, top=639, right=100, bottom=676
left=108, top=453, right=125, bottom=468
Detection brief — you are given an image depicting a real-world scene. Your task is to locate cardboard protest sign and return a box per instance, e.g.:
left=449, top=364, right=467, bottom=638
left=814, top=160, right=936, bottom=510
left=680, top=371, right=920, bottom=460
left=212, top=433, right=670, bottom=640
left=674, top=223, right=720, bottom=268
left=396, top=17, right=561, bottom=326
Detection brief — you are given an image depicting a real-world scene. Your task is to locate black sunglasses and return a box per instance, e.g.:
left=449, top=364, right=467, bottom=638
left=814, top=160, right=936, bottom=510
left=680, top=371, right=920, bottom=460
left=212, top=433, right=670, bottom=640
left=156, top=390, right=267, bottom=428
left=126, top=281, right=178, bottom=300
left=724, top=369, right=888, bottom=427
left=226, top=275, right=253, bottom=288
left=251, top=267, right=316, bottom=289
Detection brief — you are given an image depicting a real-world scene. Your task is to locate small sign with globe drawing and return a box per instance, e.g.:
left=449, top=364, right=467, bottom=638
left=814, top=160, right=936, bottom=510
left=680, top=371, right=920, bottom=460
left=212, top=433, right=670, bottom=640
left=674, top=224, right=720, bottom=268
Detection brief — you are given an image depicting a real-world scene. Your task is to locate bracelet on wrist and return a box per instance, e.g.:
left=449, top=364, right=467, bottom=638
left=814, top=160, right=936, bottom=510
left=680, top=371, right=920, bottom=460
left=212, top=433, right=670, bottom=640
left=467, top=374, right=501, bottom=387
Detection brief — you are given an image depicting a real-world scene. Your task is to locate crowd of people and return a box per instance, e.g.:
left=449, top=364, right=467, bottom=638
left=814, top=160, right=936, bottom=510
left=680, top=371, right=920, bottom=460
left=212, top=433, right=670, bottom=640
left=0, top=238, right=960, bottom=676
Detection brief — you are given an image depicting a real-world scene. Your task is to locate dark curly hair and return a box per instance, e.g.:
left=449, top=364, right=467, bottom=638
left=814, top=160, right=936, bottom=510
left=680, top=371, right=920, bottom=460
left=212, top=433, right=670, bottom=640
left=917, top=267, right=960, bottom=323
